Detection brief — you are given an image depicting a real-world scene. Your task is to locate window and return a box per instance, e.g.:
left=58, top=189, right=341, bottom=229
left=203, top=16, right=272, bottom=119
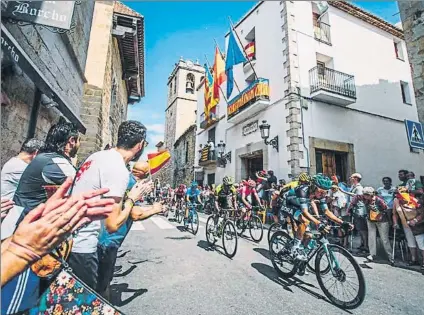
left=169, top=82, right=173, bottom=96
left=173, top=77, right=177, bottom=94
left=186, top=73, right=195, bottom=94
left=185, top=141, right=189, bottom=163
left=208, top=127, right=216, bottom=144
left=400, top=81, right=412, bottom=104
left=394, top=40, right=404, bottom=60
left=109, top=77, right=117, bottom=135
left=317, top=61, right=326, bottom=75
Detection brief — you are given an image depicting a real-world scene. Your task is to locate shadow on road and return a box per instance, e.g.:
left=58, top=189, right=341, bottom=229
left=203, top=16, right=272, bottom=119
left=117, top=250, right=131, bottom=258
left=165, top=236, right=193, bottom=240
left=197, top=240, right=215, bottom=252
left=253, top=247, right=270, bottom=260
left=251, top=262, right=353, bottom=313
left=114, top=265, right=137, bottom=278
left=176, top=226, right=187, bottom=232
left=110, top=283, right=147, bottom=307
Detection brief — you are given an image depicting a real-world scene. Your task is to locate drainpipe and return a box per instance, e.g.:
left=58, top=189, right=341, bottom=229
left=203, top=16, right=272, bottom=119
left=27, top=88, right=41, bottom=139
left=297, top=87, right=310, bottom=173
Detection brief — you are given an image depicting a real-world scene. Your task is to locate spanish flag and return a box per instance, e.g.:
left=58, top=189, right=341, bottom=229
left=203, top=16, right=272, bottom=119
left=212, top=46, right=226, bottom=102
left=147, top=150, right=171, bottom=175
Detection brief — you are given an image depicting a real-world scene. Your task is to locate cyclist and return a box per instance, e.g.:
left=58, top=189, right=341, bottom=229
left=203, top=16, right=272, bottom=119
left=285, top=174, right=353, bottom=266
left=238, top=179, right=263, bottom=224
left=175, top=184, right=186, bottom=206
left=214, top=176, right=238, bottom=212
left=185, top=181, right=202, bottom=228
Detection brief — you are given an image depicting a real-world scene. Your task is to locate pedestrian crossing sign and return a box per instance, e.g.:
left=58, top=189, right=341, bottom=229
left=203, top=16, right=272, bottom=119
left=405, top=120, right=424, bottom=149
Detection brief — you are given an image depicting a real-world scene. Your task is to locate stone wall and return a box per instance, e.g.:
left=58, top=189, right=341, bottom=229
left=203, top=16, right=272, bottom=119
left=173, top=124, right=197, bottom=187
left=79, top=36, right=129, bottom=162
left=398, top=2, right=424, bottom=123
left=1, top=2, right=95, bottom=168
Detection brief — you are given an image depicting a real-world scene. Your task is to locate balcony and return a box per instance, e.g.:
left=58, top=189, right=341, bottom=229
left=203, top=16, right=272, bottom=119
left=314, top=21, right=331, bottom=45
left=309, top=66, right=356, bottom=106
left=198, top=145, right=216, bottom=167
left=227, top=78, right=270, bottom=124
left=199, top=111, right=218, bottom=130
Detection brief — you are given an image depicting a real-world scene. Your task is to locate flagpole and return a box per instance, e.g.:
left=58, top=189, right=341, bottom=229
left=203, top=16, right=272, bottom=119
left=213, top=38, right=241, bottom=94
left=228, top=16, right=259, bottom=81
left=204, top=54, right=230, bottom=106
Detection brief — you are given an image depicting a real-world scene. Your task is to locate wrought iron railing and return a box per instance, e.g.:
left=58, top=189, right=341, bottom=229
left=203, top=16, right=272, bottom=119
left=200, top=111, right=217, bottom=129
left=313, top=21, right=331, bottom=45
left=309, top=66, right=356, bottom=99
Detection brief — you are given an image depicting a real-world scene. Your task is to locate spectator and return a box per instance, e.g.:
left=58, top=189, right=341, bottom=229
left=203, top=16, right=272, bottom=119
left=393, top=192, right=422, bottom=266
left=1, top=138, right=44, bottom=200
left=208, top=139, right=215, bottom=160
left=2, top=120, right=81, bottom=315
left=67, top=120, right=148, bottom=291
left=406, top=171, right=424, bottom=198
left=96, top=161, right=161, bottom=299
left=349, top=187, right=393, bottom=264
left=398, top=169, right=409, bottom=187
left=346, top=173, right=368, bottom=253
left=1, top=178, right=114, bottom=288
left=377, top=177, right=396, bottom=210
left=406, top=205, right=424, bottom=273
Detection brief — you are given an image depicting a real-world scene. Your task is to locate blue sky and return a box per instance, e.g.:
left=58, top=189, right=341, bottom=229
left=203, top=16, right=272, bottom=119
left=124, top=1, right=401, bottom=159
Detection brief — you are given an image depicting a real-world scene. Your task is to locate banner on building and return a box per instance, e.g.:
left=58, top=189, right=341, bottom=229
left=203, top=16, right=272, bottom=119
left=3, top=1, right=76, bottom=30
left=227, top=78, right=269, bottom=120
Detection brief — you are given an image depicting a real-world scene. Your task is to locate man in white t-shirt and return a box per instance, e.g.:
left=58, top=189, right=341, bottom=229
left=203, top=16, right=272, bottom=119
left=68, top=120, right=148, bottom=290
left=1, top=138, right=44, bottom=200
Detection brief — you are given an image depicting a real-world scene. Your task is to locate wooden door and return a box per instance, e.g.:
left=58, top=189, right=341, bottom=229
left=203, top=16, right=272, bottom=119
left=322, top=151, right=336, bottom=177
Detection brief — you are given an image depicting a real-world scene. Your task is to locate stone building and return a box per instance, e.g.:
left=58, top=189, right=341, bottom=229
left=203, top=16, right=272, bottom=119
left=78, top=1, right=145, bottom=162
left=398, top=1, right=424, bottom=123
left=1, top=1, right=94, bottom=167
left=161, top=58, right=205, bottom=185
left=173, top=124, right=196, bottom=187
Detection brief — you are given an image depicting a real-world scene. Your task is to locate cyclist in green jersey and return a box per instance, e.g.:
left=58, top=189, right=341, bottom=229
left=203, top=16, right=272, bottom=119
left=214, top=176, right=238, bottom=211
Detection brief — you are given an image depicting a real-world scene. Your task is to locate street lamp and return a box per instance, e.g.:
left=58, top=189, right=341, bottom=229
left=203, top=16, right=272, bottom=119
left=217, top=140, right=231, bottom=166
left=259, top=120, right=279, bottom=152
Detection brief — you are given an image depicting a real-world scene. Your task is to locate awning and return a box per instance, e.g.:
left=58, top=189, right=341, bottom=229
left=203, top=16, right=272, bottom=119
left=1, top=24, right=86, bottom=133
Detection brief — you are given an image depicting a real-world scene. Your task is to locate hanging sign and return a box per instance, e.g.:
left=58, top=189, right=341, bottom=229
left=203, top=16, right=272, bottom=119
left=242, top=120, right=258, bottom=136
left=3, top=1, right=76, bottom=30
left=405, top=120, right=424, bottom=150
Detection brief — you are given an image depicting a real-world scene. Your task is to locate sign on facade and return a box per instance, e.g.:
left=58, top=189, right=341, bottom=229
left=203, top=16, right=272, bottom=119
left=3, top=1, right=76, bottom=30
left=405, top=120, right=424, bottom=149
left=242, top=120, right=258, bottom=136
left=227, top=78, right=270, bottom=119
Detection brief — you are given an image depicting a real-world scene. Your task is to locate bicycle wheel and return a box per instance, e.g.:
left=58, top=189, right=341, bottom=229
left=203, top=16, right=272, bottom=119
left=178, top=207, right=184, bottom=224
left=269, top=230, right=297, bottom=278
left=222, top=220, right=238, bottom=258
left=191, top=210, right=199, bottom=235
left=175, top=206, right=180, bottom=222
left=315, top=244, right=366, bottom=309
left=249, top=215, right=263, bottom=242
left=205, top=215, right=217, bottom=245
left=267, top=222, right=281, bottom=244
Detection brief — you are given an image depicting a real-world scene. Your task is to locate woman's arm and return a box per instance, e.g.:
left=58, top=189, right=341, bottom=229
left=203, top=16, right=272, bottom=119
left=130, top=203, right=163, bottom=221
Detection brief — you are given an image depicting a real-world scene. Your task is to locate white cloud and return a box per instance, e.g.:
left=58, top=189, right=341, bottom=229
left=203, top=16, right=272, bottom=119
left=146, top=124, right=165, bottom=134
left=149, top=133, right=164, bottom=144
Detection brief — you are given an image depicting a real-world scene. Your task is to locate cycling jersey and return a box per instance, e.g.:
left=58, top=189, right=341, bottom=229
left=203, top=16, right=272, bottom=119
left=284, top=184, right=328, bottom=220
left=175, top=188, right=186, bottom=197
left=186, top=187, right=200, bottom=202
left=215, top=184, right=237, bottom=208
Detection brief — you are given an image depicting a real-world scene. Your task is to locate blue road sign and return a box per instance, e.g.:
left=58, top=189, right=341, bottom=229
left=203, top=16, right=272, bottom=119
left=405, top=120, right=424, bottom=150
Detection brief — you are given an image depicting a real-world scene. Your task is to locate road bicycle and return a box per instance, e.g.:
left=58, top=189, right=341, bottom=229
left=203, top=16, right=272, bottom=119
left=175, top=198, right=185, bottom=224
left=269, top=223, right=366, bottom=309
left=185, top=202, right=199, bottom=235
left=205, top=208, right=238, bottom=258
left=234, top=205, right=264, bottom=242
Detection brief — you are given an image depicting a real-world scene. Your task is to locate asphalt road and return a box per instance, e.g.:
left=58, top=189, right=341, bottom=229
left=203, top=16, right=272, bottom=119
left=111, top=212, right=424, bottom=315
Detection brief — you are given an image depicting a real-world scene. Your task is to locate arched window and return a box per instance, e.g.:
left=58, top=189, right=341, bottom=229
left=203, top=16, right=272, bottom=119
left=186, top=73, right=195, bottom=94
left=173, top=77, right=177, bottom=94
left=169, top=82, right=173, bottom=96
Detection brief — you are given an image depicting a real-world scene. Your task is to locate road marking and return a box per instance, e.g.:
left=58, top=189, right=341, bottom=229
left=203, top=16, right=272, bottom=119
left=151, top=216, right=175, bottom=229
left=132, top=221, right=145, bottom=231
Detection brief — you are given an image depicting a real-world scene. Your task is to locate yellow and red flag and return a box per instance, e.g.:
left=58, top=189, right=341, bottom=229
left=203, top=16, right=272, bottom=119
left=212, top=46, right=226, bottom=102
left=147, top=150, right=171, bottom=175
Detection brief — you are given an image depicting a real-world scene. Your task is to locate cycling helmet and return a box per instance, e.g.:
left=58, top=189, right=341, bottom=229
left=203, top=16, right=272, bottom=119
left=247, top=179, right=256, bottom=187
left=298, top=172, right=311, bottom=183
left=191, top=180, right=198, bottom=187
left=363, top=187, right=375, bottom=195
left=223, top=175, right=234, bottom=186
left=311, top=174, right=333, bottom=190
